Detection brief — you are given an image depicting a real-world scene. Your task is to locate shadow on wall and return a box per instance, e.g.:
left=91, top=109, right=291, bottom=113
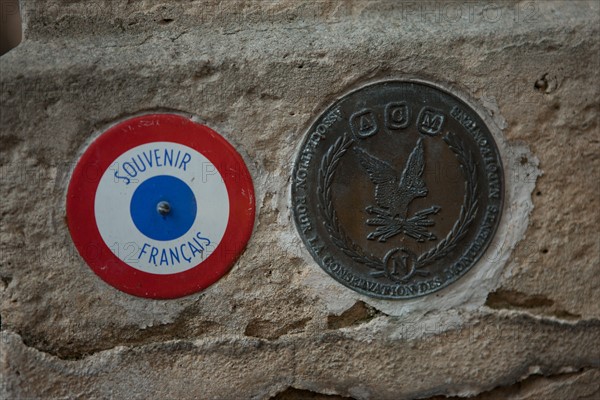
left=1, top=0, right=21, bottom=56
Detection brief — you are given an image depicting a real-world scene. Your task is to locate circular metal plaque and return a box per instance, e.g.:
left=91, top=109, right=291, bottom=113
left=292, top=80, right=504, bottom=299
left=67, top=114, right=255, bottom=299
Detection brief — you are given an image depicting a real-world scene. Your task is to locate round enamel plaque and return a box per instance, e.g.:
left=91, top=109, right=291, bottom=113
left=67, top=114, right=255, bottom=299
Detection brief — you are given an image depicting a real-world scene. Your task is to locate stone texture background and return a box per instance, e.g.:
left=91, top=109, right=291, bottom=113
left=1, top=1, right=599, bottom=399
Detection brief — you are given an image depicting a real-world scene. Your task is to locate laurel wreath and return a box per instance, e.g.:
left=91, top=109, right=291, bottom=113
left=317, top=132, right=479, bottom=283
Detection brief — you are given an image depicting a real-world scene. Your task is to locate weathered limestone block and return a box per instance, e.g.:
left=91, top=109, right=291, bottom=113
left=1, top=1, right=598, bottom=399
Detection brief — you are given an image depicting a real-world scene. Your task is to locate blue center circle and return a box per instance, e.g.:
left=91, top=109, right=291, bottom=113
left=130, top=175, right=197, bottom=241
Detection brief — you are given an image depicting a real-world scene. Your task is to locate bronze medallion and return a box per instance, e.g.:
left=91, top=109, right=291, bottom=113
left=292, top=80, right=504, bottom=299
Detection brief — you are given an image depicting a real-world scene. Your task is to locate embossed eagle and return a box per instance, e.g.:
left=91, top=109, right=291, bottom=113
left=354, top=137, right=440, bottom=242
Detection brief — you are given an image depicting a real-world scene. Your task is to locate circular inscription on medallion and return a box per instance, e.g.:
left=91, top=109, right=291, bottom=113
left=292, top=80, right=504, bottom=299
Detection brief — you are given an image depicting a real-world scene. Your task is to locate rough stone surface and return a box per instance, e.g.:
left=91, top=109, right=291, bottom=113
left=1, top=1, right=599, bottom=399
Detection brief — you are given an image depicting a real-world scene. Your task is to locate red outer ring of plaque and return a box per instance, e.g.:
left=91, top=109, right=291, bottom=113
left=66, top=114, right=255, bottom=299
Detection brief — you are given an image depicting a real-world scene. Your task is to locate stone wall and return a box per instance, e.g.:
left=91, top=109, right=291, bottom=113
left=1, top=1, right=598, bottom=399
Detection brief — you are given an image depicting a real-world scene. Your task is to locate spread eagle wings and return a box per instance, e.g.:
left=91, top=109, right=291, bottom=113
left=354, top=138, right=425, bottom=213
left=399, top=137, right=426, bottom=191
left=353, top=147, right=401, bottom=211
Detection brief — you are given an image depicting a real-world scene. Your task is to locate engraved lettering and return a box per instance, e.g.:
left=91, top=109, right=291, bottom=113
left=417, top=107, right=445, bottom=136
left=385, top=102, right=410, bottom=130
left=350, top=109, right=378, bottom=139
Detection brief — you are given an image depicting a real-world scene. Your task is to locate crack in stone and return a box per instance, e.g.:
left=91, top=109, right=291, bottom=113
left=3, top=310, right=599, bottom=361
left=485, top=289, right=582, bottom=320
left=270, top=387, right=356, bottom=400
left=326, top=301, right=383, bottom=330
left=2, top=312, right=599, bottom=399
left=421, top=367, right=599, bottom=399
left=245, top=317, right=311, bottom=340
left=483, top=306, right=597, bottom=325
